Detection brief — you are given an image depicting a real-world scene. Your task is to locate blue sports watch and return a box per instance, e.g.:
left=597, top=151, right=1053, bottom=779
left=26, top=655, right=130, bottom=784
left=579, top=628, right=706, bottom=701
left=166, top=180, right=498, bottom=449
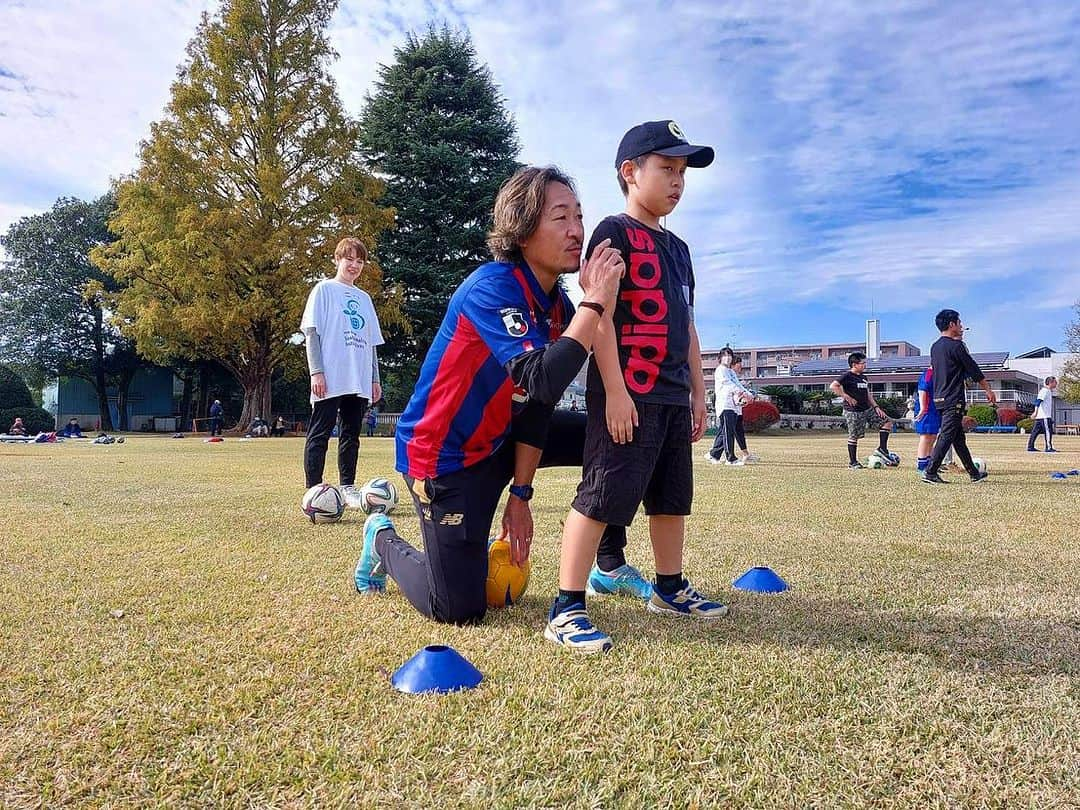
left=508, top=484, right=534, bottom=501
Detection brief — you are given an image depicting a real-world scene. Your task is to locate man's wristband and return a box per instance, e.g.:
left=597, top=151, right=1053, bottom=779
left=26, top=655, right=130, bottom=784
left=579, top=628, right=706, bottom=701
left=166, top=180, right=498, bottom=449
left=508, top=484, right=534, bottom=501
left=579, top=301, right=605, bottom=317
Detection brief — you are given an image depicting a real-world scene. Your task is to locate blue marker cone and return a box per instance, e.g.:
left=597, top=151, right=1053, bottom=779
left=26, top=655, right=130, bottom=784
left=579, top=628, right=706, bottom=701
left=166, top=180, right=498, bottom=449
left=1050, top=472, right=1069, bottom=480
left=391, top=645, right=483, bottom=694
left=733, top=566, right=789, bottom=593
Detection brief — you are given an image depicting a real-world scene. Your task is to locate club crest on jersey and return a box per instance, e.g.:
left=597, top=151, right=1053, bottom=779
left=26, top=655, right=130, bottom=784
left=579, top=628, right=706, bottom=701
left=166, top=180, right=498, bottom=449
left=501, top=308, right=528, bottom=337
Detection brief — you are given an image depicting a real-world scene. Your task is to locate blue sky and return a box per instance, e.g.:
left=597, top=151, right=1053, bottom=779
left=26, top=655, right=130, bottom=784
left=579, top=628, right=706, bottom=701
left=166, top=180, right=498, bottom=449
left=1, top=0, right=1077, bottom=354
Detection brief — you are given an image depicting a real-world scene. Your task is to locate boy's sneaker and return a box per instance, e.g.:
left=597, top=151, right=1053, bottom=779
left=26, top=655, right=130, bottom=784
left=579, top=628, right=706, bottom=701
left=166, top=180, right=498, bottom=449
left=921, top=472, right=949, bottom=485
left=873, top=448, right=898, bottom=467
left=354, top=514, right=390, bottom=593
left=969, top=471, right=990, bottom=483
left=724, top=458, right=746, bottom=466
left=1045, top=448, right=1058, bottom=453
left=703, top=452, right=723, bottom=465
left=1026, top=448, right=1040, bottom=453
left=544, top=607, right=613, bottom=654
left=849, top=461, right=865, bottom=470
left=341, top=484, right=364, bottom=509
left=586, top=564, right=652, bottom=600
left=647, top=581, right=729, bottom=619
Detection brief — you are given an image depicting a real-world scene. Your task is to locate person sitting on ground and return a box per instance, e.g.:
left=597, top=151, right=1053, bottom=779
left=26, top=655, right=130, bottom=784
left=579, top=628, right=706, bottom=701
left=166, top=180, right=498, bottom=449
left=9, top=417, right=27, bottom=436
left=63, top=418, right=84, bottom=438
left=271, top=416, right=287, bottom=438
left=248, top=416, right=270, bottom=438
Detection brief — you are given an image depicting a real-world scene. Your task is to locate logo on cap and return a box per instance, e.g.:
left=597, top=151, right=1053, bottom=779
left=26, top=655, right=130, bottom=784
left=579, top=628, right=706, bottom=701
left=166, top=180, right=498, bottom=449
left=668, top=121, right=686, bottom=140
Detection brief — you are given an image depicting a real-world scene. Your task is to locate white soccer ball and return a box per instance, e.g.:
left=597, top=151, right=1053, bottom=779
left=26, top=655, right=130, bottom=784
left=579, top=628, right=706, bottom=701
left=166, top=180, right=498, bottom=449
left=301, top=483, right=345, bottom=524
left=972, top=457, right=987, bottom=474
left=359, top=477, right=398, bottom=515
left=867, top=455, right=885, bottom=469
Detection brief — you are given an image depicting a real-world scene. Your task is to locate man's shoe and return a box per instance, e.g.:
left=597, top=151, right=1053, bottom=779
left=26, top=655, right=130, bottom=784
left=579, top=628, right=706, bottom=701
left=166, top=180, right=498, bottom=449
left=1045, top=448, right=1058, bottom=453
left=544, top=607, right=613, bottom=654
left=969, top=471, right=990, bottom=483
left=1026, top=448, right=1040, bottom=453
left=341, top=484, right=364, bottom=509
left=873, top=448, right=899, bottom=467
left=354, top=514, right=390, bottom=593
left=921, top=472, right=949, bottom=485
left=647, top=581, right=729, bottom=619
left=586, top=564, right=652, bottom=600
left=849, top=461, right=865, bottom=470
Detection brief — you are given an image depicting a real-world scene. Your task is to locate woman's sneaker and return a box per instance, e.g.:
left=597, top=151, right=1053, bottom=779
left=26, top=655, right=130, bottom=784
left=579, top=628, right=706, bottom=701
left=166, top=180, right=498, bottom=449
left=544, top=606, right=613, bottom=654
left=354, top=514, right=390, bottom=593
left=586, top=564, right=653, bottom=600
left=647, top=581, right=729, bottom=619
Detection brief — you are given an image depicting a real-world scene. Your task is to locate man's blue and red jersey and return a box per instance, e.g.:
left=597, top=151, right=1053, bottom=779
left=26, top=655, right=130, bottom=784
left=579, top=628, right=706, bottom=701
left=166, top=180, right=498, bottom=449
left=395, top=262, right=574, bottom=479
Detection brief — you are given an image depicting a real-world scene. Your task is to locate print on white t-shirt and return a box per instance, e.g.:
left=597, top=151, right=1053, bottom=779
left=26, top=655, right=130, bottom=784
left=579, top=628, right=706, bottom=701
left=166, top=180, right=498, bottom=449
left=300, top=279, right=384, bottom=404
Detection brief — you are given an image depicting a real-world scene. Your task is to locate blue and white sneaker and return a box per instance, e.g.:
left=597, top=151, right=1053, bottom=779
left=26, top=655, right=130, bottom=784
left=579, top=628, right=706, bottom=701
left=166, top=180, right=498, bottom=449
left=544, top=606, right=613, bottom=654
left=647, top=580, right=729, bottom=619
left=354, top=513, right=390, bottom=594
left=586, top=564, right=653, bottom=600
left=873, top=448, right=899, bottom=467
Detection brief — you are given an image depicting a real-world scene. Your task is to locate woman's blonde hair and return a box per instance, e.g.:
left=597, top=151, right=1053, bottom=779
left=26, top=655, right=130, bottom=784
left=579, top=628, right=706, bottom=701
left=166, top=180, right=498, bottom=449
left=486, top=166, right=576, bottom=263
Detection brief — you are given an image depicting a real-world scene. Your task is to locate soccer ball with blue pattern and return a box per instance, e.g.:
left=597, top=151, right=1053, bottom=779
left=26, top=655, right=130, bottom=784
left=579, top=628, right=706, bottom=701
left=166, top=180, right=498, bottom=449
left=301, top=483, right=345, bottom=524
left=359, top=477, right=398, bottom=515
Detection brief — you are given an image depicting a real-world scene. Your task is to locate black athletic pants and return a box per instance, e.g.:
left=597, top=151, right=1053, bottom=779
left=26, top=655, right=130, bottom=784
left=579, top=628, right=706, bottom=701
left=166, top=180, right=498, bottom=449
left=304, top=395, right=368, bottom=488
left=375, top=410, right=627, bottom=625
left=926, top=403, right=977, bottom=477
left=708, top=410, right=740, bottom=461
left=1027, top=418, right=1055, bottom=450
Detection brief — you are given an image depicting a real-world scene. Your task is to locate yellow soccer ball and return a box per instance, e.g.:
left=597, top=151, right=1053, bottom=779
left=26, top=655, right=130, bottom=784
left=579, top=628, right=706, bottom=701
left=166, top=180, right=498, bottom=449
left=486, top=537, right=531, bottom=608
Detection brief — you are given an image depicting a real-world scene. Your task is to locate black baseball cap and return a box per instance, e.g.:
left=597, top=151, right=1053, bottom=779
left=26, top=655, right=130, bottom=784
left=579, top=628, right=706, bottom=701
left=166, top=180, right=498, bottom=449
left=615, top=120, right=714, bottom=168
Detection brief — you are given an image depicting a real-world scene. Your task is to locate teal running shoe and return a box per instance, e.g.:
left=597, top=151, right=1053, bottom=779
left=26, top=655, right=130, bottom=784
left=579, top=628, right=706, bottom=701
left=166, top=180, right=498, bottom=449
left=586, top=564, right=652, bottom=600
left=544, top=605, right=613, bottom=654
left=647, top=580, right=729, bottom=619
left=355, top=513, right=390, bottom=594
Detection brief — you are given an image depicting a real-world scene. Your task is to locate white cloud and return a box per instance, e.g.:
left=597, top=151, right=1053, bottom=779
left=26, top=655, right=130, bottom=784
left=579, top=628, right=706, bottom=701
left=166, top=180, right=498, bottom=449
left=1, top=0, right=1077, bottom=349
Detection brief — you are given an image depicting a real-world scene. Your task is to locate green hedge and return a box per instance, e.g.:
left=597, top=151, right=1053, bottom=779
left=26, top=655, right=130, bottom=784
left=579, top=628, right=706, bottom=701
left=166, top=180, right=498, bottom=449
left=1017, top=418, right=1034, bottom=433
left=966, top=404, right=997, bottom=426
left=0, top=365, right=35, bottom=410
left=1, top=406, right=55, bottom=435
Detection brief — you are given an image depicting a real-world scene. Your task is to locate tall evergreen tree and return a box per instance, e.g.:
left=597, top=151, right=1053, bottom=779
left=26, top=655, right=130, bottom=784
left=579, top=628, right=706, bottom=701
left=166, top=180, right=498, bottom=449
left=0, top=194, right=129, bottom=430
left=359, top=25, right=520, bottom=403
left=95, top=0, right=401, bottom=427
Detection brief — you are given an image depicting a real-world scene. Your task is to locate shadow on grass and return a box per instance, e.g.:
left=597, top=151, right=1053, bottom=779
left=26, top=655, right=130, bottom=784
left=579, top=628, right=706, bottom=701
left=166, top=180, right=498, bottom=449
left=629, top=593, right=1080, bottom=676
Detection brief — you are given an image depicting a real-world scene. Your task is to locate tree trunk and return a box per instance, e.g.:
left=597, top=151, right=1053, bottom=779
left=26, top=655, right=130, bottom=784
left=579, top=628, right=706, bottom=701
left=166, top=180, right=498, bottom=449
left=115, top=369, right=137, bottom=431
left=236, top=371, right=273, bottom=433
left=92, top=309, right=115, bottom=431
left=179, top=367, right=194, bottom=430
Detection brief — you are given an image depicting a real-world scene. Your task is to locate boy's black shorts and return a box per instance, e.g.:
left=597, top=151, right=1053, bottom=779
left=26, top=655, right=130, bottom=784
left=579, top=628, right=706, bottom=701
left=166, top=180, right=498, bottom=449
left=572, top=395, right=693, bottom=527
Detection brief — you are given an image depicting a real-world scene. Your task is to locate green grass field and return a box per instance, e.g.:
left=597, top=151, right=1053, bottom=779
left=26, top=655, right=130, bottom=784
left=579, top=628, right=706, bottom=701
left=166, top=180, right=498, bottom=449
left=1, top=432, right=1077, bottom=807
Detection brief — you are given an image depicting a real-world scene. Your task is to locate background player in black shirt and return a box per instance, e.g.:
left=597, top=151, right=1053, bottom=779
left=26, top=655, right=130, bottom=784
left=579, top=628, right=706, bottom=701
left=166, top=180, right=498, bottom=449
left=922, top=309, right=996, bottom=484
left=830, top=352, right=897, bottom=469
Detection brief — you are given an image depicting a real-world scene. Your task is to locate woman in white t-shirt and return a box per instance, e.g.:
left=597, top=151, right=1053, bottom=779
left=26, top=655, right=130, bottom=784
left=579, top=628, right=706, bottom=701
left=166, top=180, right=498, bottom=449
left=300, top=237, right=385, bottom=507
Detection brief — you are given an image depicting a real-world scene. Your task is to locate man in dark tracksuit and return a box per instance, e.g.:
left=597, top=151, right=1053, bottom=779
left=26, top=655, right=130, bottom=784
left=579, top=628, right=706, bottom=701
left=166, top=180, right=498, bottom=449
left=922, top=309, right=997, bottom=484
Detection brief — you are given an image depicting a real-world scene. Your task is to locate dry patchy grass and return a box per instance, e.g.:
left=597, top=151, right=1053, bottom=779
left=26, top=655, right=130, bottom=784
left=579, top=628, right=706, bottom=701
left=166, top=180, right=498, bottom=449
left=1, top=432, right=1078, bottom=807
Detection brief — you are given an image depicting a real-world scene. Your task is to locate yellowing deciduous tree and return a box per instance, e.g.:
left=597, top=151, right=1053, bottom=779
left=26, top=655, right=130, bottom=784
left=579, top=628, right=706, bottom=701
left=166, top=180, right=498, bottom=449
left=95, top=0, right=401, bottom=427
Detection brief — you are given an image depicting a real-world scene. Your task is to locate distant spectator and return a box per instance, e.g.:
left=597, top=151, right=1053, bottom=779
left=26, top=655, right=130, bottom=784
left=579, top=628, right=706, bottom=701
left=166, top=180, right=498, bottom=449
left=271, top=416, right=287, bottom=438
left=209, top=400, right=223, bottom=436
left=61, top=418, right=84, bottom=439
left=248, top=416, right=270, bottom=438
left=365, top=408, right=377, bottom=438
left=1027, top=376, right=1058, bottom=453
left=9, top=417, right=27, bottom=436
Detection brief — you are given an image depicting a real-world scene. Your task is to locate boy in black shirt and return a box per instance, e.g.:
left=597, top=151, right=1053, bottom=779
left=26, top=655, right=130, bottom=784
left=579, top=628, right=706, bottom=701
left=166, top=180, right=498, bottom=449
left=830, top=352, right=896, bottom=469
left=546, top=120, right=729, bottom=654
left=922, top=309, right=996, bottom=484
